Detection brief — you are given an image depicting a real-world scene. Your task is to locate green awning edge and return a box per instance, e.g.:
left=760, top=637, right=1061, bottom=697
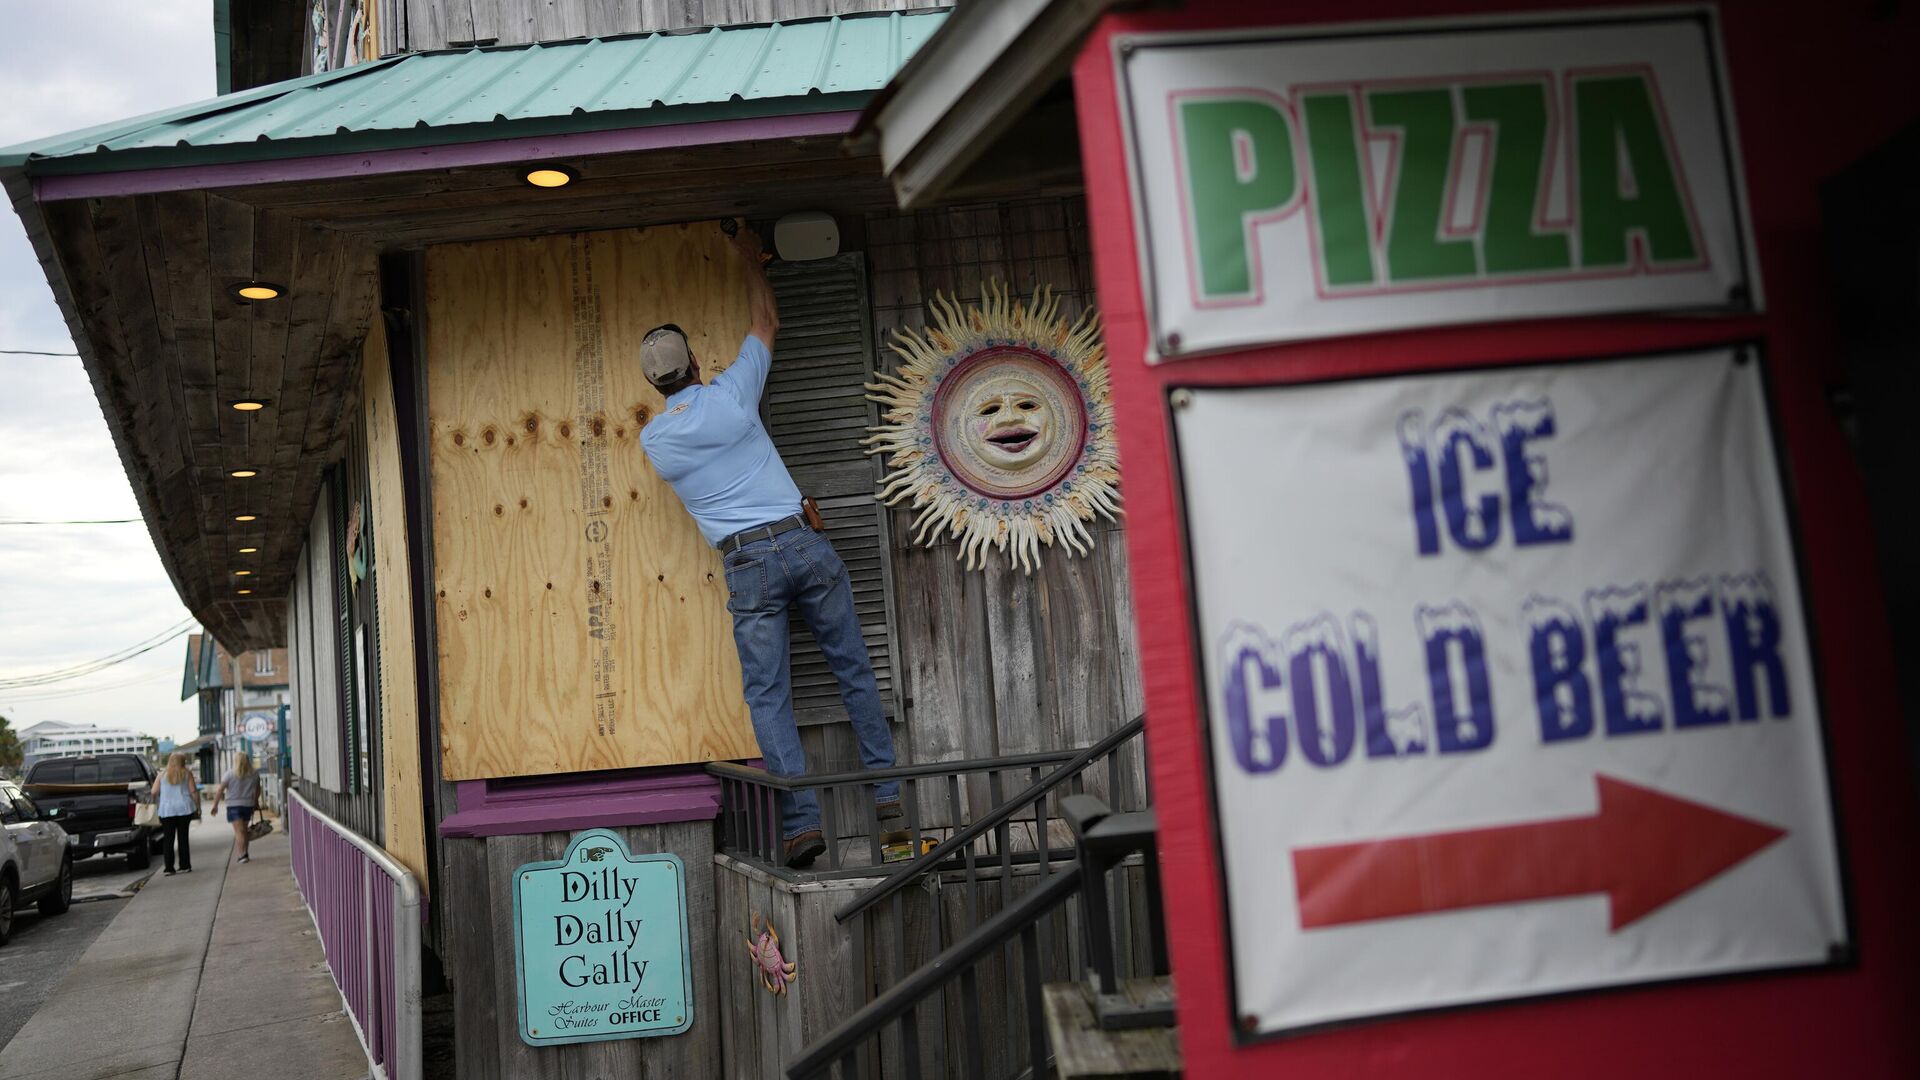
left=0, top=11, right=949, bottom=174
left=8, top=91, right=880, bottom=177
left=0, top=58, right=403, bottom=170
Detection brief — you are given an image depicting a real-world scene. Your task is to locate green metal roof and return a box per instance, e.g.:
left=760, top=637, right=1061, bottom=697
left=1, top=11, right=948, bottom=172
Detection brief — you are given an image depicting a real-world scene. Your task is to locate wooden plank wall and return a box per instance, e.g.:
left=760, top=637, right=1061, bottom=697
left=228, top=0, right=307, bottom=90
left=388, top=0, right=924, bottom=52
left=288, top=566, right=313, bottom=781
left=713, top=853, right=1155, bottom=1079
left=424, top=224, right=759, bottom=781
left=444, top=823, right=721, bottom=1078
left=797, top=198, right=1148, bottom=820
left=305, top=484, right=347, bottom=793
left=363, top=316, right=431, bottom=891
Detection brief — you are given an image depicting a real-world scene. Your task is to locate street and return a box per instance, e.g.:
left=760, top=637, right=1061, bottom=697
left=69, top=845, right=158, bottom=904
left=0, top=896, right=130, bottom=1052
left=0, top=845, right=157, bottom=1053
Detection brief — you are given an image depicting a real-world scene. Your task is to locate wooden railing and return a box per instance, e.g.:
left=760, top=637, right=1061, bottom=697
left=785, top=794, right=1162, bottom=1080
left=709, top=715, right=1153, bottom=1079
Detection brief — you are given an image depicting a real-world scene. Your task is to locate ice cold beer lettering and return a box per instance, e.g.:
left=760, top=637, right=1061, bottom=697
left=1219, top=392, right=1795, bottom=776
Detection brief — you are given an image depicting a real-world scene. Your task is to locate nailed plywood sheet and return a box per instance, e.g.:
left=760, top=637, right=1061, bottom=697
left=425, top=224, right=758, bottom=780
left=362, top=317, right=430, bottom=891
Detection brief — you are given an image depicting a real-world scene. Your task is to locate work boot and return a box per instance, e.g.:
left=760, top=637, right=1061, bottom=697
left=783, top=830, right=826, bottom=869
left=876, top=799, right=904, bottom=823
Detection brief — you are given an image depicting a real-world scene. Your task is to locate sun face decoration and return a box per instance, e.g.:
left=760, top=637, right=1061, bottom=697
left=866, top=283, right=1119, bottom=572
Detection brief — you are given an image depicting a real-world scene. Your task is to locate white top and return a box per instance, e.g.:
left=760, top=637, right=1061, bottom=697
left=156, top=776, right=197, bottom=818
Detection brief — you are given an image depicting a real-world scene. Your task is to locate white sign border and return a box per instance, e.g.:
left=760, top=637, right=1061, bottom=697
left=1164, top=341, right=1854, bottom=1044
left=1112, top=6, right=1767, bottom=362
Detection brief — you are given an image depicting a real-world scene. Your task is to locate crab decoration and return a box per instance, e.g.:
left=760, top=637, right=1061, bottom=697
left=748, top=912, right=798, bottom=995
left=865, top=282, right=1119, bottom=573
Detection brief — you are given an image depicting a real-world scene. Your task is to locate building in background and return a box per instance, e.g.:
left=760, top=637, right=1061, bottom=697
left=17, top=720, right=155, bottom=770
left=181, top=634, right=289, bottom=788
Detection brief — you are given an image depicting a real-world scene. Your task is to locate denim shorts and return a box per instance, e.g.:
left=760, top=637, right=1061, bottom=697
left=226, top=805, right=255, bottom=823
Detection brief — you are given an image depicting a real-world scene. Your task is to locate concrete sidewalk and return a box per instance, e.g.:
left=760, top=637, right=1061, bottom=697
left=0, top=811, right=370, bottom=1080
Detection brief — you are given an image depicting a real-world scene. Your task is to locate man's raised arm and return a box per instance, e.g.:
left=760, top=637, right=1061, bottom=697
left=732, top=220, right=778, bottom=351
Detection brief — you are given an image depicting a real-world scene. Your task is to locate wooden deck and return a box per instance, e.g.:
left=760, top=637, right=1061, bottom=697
left=1044, top=979, right=1182, bottom=1080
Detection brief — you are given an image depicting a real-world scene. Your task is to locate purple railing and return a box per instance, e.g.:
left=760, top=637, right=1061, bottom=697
left=289, top=790, right=422, bottom=1080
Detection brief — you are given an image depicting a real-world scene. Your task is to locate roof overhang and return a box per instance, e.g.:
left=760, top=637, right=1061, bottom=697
left=851, top=0, right=1121, bottom=208
left=3, top=15, right=942, bottom=650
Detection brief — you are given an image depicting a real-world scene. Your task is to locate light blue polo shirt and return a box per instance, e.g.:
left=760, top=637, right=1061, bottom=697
left=641, top=335, right=803, bottom=546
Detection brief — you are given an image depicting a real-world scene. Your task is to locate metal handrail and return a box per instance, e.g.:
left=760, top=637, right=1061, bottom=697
left=787, top=865, right=1086, bottom=1080
left=291, top=788, right=420, bottom=897
left=833, top=713, right=1145, bottom=924
left=289, top=788, right=422, bottom=1080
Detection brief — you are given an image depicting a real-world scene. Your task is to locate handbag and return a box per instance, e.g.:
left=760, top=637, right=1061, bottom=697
left=246, top=814, right=273, bottom=841
left=133, top=802, right=160, bottom=828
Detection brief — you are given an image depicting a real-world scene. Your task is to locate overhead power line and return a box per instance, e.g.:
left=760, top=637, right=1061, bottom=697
left=0, top=670, right=171, bottom=704
left=0, top=349, right=80, bottom=357
left=0, top=517, right=143, bottom=525
left=0, top=619, right=196, bottom=690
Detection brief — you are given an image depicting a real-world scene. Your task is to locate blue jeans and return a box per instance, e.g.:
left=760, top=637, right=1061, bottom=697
left=724, top=525, right=899, bottom=839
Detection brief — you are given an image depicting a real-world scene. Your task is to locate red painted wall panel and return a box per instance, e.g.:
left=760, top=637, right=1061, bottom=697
left=1072, top=1, right=1920, bottom=1075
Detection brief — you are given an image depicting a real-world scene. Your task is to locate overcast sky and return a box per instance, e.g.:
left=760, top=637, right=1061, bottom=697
left=0, top=2, right=214, bottom=746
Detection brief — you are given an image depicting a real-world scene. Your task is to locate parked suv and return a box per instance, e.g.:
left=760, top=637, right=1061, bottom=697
left=23, top=754, right=159, bottom=868
left=1, top=779, right=73, bottom=945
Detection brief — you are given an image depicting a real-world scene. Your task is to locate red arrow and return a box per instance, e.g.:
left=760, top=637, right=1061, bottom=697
left=1292, top=775, right=1786, bottom=932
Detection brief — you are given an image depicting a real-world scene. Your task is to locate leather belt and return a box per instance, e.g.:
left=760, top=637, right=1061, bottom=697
left=718, top=514, right=807, bottom=554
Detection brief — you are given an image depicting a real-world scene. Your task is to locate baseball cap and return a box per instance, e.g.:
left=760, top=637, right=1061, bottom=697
left=641, top=324, right=692, bottom=386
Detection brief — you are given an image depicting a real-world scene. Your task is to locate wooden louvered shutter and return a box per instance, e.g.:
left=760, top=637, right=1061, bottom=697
left=763, top=254, right=903, bottom=726
left=330, top=468, right=361, bottom=793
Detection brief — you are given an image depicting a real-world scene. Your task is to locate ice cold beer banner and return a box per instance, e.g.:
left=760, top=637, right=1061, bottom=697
left=1117, top=12, right=1758, bottom=357
left=1174, top=348, right=1846, bottom=1037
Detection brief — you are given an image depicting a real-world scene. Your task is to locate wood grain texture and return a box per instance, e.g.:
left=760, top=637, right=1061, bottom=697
left=715, top=854, right=895, bottom=1078
left=1043, top=979, right=1182, bottom=1079
left=363, top=316, right=431, bottom=892
left=444, top=837, right=502, bottom=1080
left=458, top=823, right=723, bottom=1080
left=864, top=199, right=1148, bottom=786
left=392, top=0, right=920, bottom=49
left=304, top=484, right=346, bottom=793
left=425, top=224, right=757, bottom=781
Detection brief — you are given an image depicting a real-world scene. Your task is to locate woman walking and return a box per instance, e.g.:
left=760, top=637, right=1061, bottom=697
left=210, top=753, right=262, bottom=865
left=149, top=752, right=201, bottom=875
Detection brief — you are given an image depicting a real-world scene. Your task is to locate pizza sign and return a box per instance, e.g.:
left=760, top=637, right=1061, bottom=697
left=1118, top=12, right=1758, bottom=356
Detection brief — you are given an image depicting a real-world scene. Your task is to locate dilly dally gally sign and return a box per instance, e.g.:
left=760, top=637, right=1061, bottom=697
left=1171, top=346, right=1848, bottom=1038
left=1117, top=11, right=1759, bottom=357
left=512, top=830, right=694, bottom=1046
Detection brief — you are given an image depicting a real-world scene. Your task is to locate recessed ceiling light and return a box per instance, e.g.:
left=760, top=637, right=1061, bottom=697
left=234, top=569, right=253, bottom=576
left=228, top=281, right=284, bottom=302
left=520, top=164, right=578, bottom=188
left=236, top=588, right=253, bottom=595
left=234, top=514, right=258, bottom=522
left=230, top=469, right=258, bottom=478
left=231, top=399, right=268, bottom=412
left=238, top=546, right=258, bottom=554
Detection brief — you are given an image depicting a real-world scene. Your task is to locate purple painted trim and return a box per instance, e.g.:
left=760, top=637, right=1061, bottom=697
left=438, top=764, right=727, bottom=838
left=35, top=111, right=861, bottom=201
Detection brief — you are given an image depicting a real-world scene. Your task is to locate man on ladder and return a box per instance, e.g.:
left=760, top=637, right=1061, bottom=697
left=640, top=219, right=902, bottom=868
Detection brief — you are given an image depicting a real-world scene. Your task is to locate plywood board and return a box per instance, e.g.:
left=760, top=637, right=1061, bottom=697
left=425, top=224, right=758, bottom=780
left=362, top=317, right=430, bottom=892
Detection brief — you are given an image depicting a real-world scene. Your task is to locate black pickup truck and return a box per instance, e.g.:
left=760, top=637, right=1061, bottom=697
left=22, top=755, right=160, bottom=868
